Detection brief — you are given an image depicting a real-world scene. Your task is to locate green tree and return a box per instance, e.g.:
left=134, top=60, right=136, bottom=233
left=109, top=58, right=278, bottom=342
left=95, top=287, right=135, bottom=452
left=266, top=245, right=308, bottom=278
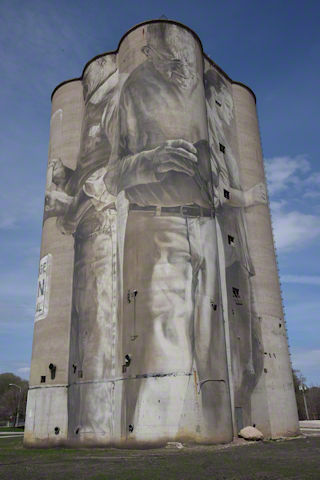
left=292, top=369, right=320, bottom=420
left=292, top=369, right=307, bottom=419
left=0, top=373, right=28, bottom=423
left=306, top=386, right=320, bottom=420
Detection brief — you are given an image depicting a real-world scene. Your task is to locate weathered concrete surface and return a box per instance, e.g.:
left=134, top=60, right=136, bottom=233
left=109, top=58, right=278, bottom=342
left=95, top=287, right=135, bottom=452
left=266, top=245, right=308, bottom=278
left=25, top=20, right=299, bottom=447
left=24, top=81, right=84, bottom=447
left=232, top=84, right=299, bottom=439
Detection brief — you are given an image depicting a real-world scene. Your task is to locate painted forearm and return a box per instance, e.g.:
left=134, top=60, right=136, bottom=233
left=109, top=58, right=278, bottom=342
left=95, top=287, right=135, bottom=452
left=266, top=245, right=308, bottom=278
left=219, top=182, right=267, bottom=208
left=105, top=149, right=159, bottom=195
left=218, top=182, right=246, bottom=207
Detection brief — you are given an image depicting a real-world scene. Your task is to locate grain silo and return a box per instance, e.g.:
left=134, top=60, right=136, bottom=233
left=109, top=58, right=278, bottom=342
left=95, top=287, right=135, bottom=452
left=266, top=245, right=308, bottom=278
left=24, top=20, right=299, bottom=447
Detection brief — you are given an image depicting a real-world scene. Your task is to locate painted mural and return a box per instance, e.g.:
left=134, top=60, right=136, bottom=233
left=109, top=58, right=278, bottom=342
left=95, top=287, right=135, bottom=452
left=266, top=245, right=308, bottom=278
left=204, top=61, right=267, bottom=430
left=42, top=22, right=268, bottom=445
left=44, top=55, right=119, bottom=439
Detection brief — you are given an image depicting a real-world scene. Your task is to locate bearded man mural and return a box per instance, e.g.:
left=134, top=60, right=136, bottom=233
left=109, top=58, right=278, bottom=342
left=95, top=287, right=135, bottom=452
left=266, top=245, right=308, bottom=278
left=104, top=22, right=233, bottom=443
left=25, top=20, right=300, bottom=448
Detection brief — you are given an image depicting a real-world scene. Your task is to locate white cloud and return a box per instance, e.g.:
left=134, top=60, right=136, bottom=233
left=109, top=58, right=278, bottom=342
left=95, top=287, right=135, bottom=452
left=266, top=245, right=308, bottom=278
left=305, top=172, right=320, bottom=186
left=265, top=155, right=310, bottom=195
left=17, top=367, right=30, bottom=379
left=271, top=203, right=320, bottom=251
left=0, top=364, right=31, bottom=380
left=266, top=157, right=320, bottom=250
left=0, top=271, right=37, bottom=298
left=303, top=172, right=320, bottom=198
left=304, top=190, right=320, bottom=199
left=0, top=191, right=43, bottom=231
left=291, top=350, right=320, bottom=384
left=270, top=199, right=287, bottom=212
left=265, top=155, right=320, bottom=200
left=282, top=275, right=320, bottom=286
left=0, top=213, right=16, bottom=229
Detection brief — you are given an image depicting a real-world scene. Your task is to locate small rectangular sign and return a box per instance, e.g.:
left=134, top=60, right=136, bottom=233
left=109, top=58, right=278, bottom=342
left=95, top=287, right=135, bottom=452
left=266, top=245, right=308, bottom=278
left=35, top=254, right=52, bottom=322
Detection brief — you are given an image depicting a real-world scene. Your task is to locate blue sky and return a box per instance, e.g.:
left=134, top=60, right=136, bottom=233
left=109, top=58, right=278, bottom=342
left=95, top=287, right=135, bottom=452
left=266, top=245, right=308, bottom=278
left=0, top=0, right=319, bottom=384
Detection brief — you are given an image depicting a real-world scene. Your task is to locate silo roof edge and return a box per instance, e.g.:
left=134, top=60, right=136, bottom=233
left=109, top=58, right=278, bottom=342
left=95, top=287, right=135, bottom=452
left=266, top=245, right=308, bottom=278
left=51, top=19, right=256, bottom=103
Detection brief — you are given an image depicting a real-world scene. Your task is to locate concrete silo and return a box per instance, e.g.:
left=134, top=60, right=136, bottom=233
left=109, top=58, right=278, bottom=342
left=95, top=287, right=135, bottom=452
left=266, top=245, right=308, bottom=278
left=24, top=20, right=299, bottom=447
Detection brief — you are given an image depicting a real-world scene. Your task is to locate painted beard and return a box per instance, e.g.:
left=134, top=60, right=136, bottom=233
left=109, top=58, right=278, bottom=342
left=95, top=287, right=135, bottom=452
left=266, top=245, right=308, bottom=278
left=152, top=58, right=197, bottom=89
left=170, top=69, right=197, bottom=89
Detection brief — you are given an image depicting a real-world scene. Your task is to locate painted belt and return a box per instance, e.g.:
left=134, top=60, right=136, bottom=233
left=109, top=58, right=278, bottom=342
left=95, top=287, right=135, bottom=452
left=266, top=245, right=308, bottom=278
left=129, top=203, right=215, bottom=218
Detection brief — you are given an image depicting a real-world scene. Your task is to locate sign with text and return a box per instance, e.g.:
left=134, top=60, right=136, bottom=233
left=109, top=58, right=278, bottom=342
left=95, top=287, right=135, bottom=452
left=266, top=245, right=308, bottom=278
left=35, top=254, right=52, bottom=322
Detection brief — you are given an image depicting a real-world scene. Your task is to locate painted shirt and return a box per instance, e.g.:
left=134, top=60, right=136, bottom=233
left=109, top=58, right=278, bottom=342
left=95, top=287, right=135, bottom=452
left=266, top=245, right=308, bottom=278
left=105, top=61, right=214, bottom=207
left=207, top=96, right=254, bottom=275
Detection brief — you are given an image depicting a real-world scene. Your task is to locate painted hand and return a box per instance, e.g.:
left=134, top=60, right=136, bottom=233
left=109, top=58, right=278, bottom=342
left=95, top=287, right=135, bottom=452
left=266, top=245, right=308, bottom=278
left=44, top=190, right=73, bottom=217
left=48, top=158, right=69, bottom=189
left=153, top=139, right=198, bottom=177
left=244, top=182, right=267, bottom=207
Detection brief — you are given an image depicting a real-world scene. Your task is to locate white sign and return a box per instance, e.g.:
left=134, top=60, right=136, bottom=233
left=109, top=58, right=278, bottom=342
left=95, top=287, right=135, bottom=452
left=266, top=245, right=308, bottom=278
left=35, top=254, right=52, bottom=322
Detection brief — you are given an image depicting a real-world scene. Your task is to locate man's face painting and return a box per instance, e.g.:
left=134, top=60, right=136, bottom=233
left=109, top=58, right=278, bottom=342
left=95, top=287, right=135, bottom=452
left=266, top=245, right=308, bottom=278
left=147, top=29, right=198, bottom=89
left=219, top=87, right=234, bottom=125
left=52, top=159, right=67, bottom=186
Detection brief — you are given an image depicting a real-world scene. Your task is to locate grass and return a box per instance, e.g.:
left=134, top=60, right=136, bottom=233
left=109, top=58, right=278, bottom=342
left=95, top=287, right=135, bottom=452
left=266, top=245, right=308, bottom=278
left=0, top=427, right=24, bottom=432
left=0, top=436, right=319, bottom=479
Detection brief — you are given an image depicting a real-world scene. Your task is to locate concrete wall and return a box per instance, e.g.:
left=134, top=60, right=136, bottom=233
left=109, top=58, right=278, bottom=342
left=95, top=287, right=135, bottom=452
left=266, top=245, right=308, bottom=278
left=25, top=81, right=84, bottom=446
left=25, top=19, right=299, bottom=447
left=232, top=84, right=299, bottom=437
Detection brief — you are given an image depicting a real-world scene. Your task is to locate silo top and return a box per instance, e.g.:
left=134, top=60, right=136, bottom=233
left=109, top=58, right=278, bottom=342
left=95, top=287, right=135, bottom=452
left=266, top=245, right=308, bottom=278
left=51, top=19, right=256, bottom=103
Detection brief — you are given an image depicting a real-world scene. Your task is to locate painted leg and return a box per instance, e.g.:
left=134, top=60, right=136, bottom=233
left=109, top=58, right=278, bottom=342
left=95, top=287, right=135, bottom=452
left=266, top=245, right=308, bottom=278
left=193, top=217, right=233, bottom=442
left=122, top=214, right=194, bottom=443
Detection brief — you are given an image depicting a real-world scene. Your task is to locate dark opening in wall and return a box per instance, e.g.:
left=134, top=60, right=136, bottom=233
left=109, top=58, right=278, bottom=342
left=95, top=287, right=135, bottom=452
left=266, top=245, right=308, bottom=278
left=215, top=100, right=222, bottom=107
left=49, top=363, right=56, bottom=380
left=54, top=427, right=60, bottom=435
left=232, top=287, right=243, bottom=305
left=127, top=289, right=138, bottom=304
left=219, top=143, right=225, bottom=153
left=210, top=302, right=217, bottom=311
left=232, top=287, right=240, bottom=299
left=224, top=189, right=230, bottom=200
left=128, top=424, right=134, bottom=432
left=228, top=235, right=235, bottom=246
left=41, top=376, right=46, bottom=383
left=125, top=354, right=131, bottom=367
left=122, top=354, right=131, bottom=373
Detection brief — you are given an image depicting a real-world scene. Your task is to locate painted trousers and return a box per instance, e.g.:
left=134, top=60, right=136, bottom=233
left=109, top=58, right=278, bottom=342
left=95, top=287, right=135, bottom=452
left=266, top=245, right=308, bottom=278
left=68, top=207, right=117, bottom=441
left=122, top=212, right=233, bottom=443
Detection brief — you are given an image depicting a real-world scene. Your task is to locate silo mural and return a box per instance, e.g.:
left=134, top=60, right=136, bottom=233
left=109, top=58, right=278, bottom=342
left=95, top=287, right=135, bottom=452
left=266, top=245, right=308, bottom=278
left=204, top=62, right=266, bottom=431
left=25, top=20, right=299, bottom=447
